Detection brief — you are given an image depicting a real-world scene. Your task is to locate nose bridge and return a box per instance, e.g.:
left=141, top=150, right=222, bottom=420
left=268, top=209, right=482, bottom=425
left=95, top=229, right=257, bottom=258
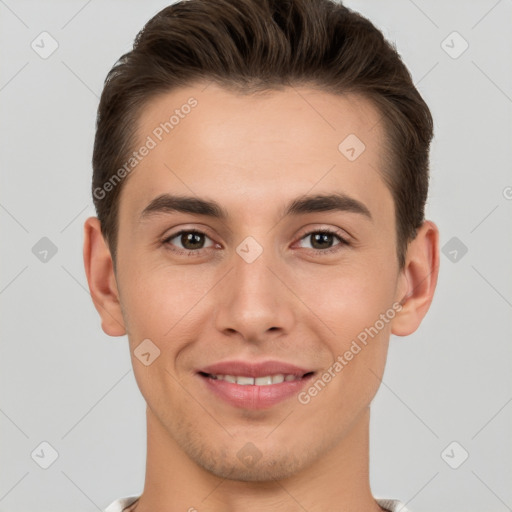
left=214, top=234, right=294, bottom=338
left=232, top=234, right=280, bottom=311
left=235, top=237, right=274, bottom=298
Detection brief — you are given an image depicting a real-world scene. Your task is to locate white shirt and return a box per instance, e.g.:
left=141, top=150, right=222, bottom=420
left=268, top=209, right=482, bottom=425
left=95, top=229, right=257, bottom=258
left=104, top=495, right=411, bottom=511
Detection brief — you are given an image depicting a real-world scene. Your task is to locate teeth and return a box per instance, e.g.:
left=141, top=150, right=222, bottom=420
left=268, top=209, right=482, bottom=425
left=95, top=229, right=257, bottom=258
left=207, top=373, right=302, bottom=385
left=237, top=376, right=255, bottom=386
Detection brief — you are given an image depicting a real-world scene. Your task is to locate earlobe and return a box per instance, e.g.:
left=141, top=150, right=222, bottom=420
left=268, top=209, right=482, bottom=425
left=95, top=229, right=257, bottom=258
left=83, top=216, right=126, bottom=337
left=391, top=220, right=440, bottom=337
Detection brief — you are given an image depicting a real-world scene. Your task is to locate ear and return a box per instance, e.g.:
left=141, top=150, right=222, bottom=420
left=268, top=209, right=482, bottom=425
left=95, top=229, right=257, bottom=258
left=391, top=220, right=440, bottom=336
left=83, top=216, right=126, bottom=337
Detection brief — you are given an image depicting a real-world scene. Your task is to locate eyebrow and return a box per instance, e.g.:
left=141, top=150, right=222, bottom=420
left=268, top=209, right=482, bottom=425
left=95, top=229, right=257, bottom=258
left=139, top=192, right=372, bottom=222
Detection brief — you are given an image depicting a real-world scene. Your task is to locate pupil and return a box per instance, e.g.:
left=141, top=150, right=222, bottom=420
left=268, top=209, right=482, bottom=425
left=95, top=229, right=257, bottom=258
left=182, top=232, right=203, bottom=249
left=312, top=232, right=332, bottom=249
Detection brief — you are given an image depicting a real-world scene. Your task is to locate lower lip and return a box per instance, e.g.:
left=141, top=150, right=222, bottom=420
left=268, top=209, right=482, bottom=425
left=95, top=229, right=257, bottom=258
left=198, top=373, right=315, bottom=410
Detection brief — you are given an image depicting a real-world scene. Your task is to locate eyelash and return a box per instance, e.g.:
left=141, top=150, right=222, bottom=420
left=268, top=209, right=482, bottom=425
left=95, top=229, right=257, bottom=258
left=161, top=228, right=349, bottom=257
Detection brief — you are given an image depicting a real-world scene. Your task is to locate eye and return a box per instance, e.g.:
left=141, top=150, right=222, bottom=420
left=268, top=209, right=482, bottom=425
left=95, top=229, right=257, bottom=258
left=161, top=227, right=349, bottom=257
left=162, top=229, right=216, bottom=255
left=297, top=229, right=349, bottom=254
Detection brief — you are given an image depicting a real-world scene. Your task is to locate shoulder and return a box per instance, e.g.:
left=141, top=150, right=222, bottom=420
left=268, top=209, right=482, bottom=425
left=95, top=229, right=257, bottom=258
left=105, top=495, right=409, bottom=512
left=376, top=498, right=412, bottom=512
left=104, top=495, right=140, bottom=512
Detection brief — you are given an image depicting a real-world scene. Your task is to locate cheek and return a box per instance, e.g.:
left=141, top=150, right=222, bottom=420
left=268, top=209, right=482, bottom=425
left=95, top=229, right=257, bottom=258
left=300, top=277, right=393, bottom=425
left=304, top=259, right=397, bottom=340
left=297, top=258, right=396, bottom=399
left=119, top=256, right=214, bottom=337
left=118, top=260, right=217, bottom=400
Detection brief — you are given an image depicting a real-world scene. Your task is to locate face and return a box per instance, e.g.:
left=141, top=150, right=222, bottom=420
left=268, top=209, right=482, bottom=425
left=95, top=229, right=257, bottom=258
left=109, top=83, right=410, bottom=480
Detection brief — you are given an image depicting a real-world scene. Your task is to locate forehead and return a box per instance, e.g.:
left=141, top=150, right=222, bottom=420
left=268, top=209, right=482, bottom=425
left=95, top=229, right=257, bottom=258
left=118, top=83, right=392, bottom=227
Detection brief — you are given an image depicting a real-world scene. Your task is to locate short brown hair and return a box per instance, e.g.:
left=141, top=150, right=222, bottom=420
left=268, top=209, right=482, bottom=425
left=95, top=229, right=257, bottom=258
left=92, top=0, right=433, bottom=270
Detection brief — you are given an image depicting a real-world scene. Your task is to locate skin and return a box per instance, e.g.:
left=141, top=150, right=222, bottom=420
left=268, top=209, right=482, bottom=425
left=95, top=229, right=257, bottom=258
left=83, top=83, right=439, bottom=512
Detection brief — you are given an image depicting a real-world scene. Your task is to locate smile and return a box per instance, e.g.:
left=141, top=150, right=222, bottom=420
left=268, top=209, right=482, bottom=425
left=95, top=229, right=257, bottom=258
left=200, top=372, right=314, bottom=385
left=197, top=371, right=316, bottom=409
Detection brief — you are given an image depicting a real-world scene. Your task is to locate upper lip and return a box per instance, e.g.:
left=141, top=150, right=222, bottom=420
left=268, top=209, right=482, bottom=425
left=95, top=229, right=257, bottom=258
left=197, top=360, right=315, bottom=378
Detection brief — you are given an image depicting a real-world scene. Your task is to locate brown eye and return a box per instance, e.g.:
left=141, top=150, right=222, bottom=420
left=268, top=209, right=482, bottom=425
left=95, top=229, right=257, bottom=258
left=163, top=229, right=215, bottom=254
left=298, top=229, right=349, bottom=254
left=179, top=232, right=205, bottom=250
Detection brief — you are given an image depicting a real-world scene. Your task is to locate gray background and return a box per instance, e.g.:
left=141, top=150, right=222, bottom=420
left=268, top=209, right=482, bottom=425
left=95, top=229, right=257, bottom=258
left=1, top=1, right=511, bottom=511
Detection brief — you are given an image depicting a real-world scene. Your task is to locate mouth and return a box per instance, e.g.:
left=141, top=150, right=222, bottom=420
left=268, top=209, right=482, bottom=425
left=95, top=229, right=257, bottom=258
left=198, top=371, right=316, bottom=386
left=196, top=369, right=317, bottom=410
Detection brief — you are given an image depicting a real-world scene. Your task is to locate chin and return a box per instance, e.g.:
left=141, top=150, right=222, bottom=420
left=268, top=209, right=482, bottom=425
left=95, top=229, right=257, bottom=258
left=192, top=446, right=307, bottom=482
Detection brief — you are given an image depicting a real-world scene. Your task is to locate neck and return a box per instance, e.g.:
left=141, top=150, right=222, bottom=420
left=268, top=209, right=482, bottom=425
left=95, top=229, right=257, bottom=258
left=131, top=405, right=383, bottom=512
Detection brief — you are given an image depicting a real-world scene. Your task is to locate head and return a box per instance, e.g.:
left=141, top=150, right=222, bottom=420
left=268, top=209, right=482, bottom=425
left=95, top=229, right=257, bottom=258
left=92, top=0, right=433, bottom=272
left=84, top=0, right=439, bottom=483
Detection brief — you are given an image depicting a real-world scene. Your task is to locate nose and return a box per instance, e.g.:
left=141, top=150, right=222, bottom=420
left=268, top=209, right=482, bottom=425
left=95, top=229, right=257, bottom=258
left=213, top=240, right=296, bottom=343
